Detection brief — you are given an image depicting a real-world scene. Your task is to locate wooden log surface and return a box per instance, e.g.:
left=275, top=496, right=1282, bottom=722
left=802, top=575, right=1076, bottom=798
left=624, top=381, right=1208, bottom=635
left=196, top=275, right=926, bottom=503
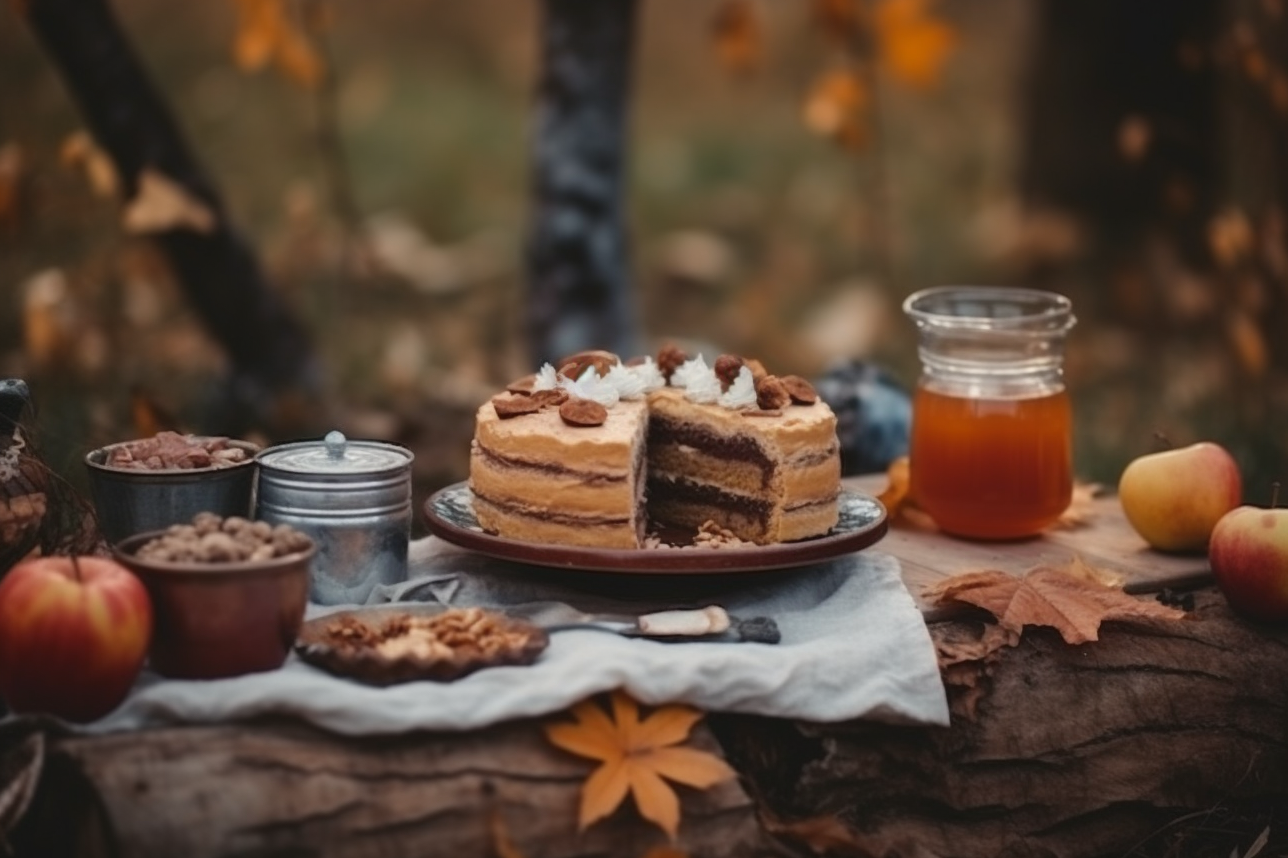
left=6, top=590, right=1288, bottom=857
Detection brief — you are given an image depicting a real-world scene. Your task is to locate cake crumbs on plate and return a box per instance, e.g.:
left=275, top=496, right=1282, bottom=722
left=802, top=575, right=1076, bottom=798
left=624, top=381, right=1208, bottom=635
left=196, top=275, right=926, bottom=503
left=645, top=520, right=754, bottom=550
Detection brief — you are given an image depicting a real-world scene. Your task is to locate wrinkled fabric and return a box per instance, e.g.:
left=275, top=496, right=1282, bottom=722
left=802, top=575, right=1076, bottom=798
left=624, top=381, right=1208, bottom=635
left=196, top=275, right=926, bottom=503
left=88, top=537, right=948, bottom=735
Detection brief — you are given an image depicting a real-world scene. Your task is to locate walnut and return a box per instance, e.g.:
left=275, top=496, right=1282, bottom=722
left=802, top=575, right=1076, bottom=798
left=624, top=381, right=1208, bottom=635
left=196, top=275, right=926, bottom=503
left=755, top=375, right=791, bottom=410
left=656, top=343, right=688, bottom=382
left=781, top=375, right=819, bottom=405
left=713, top=354, right=744, bottom=391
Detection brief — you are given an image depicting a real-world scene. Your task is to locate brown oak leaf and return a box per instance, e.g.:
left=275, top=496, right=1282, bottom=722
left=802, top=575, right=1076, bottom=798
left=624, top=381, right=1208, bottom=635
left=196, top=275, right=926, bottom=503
left=122, top=169, right=215, bottom=235
left=924, top=562, right=1185, bottom=645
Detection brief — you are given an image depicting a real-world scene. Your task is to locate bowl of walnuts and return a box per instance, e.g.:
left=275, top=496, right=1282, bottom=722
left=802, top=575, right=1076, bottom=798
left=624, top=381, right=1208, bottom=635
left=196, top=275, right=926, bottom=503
left=84, top=431, right=260, bottom=545
left=113, top=513, right=315, bottom=680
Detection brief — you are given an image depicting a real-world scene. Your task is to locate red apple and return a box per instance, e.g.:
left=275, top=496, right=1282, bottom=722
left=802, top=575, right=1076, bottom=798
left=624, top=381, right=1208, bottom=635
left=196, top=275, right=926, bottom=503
left=1209, top=505, right=1288, bottom=621
left=0, top=556, right=152, bottom=722
left=1118, top=441, right=1242, bottom=552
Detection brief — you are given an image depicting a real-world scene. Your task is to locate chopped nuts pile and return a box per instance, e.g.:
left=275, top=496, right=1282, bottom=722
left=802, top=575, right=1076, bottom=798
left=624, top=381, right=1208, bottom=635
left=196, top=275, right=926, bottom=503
left=134, top=512, right=312, bottom=563
left=644, top=520, right=753, bottom=550
left=326, top=607, right=541, bottom=664
left=104, top=431, right=251, bottom=471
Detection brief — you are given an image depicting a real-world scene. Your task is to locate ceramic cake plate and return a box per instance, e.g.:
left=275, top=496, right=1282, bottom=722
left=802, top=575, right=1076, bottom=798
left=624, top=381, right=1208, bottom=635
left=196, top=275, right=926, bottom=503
left=422, top=483, right=888, bottom=574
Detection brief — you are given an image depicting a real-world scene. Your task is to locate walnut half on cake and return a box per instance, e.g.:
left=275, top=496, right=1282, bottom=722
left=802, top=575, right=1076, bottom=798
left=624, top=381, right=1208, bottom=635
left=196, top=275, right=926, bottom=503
left=467, top=349, right=842, bottom=548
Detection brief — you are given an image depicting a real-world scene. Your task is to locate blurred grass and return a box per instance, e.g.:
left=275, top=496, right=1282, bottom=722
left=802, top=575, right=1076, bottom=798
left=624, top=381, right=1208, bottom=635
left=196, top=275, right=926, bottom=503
left=1, top=0, right=1284, bottom=502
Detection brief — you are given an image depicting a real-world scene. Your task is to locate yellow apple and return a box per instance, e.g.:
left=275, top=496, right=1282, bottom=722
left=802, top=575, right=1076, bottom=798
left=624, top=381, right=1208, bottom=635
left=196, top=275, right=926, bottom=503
left=1209, top=505, right=1288, bottom=621
left=1118, top=441, right=1242, bottom=552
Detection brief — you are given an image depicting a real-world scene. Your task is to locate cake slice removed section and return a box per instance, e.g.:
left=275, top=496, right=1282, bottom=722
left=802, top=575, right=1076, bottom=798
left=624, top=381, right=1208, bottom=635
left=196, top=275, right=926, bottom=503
left=645, top=387, right=841, bottom=544
left=470, top=396, right=649, bottom=549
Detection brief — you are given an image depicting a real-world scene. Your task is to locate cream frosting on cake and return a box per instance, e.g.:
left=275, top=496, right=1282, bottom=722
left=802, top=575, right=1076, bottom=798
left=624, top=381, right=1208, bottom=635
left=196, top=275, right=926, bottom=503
left=468, top=351, right=841, bottom=548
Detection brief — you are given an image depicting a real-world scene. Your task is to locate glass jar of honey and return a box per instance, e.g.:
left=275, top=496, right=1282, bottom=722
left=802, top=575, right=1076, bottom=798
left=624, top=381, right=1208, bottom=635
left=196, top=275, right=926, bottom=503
left=903, top=286, right=1076, bottom=539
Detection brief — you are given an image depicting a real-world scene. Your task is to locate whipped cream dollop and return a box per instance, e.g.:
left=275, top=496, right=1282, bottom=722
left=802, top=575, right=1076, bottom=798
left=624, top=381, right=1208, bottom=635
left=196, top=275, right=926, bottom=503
left=672, top=355, right=721, bottom=404
left=624, top=357, right=667, bottom=394
left=532, top=363, right=559, bottom=391
left=718, top=366, right=757, bottom=409
left=560, top=367, right=621, bottom=408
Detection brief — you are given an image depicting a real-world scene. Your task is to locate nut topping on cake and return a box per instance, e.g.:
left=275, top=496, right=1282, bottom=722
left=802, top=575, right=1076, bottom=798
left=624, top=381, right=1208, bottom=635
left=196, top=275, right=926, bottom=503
left=557, top=350, right=619, bottom=381
left=559, top=397, right=609, bottom=427
left=530, top=388, right=570, bottom=408
left=714, top=354, right=745, bottom=391
left=657, top=343, right=688, bottom=382
left=755, top=375, right=792, bottom=410
left=492, top=394, right=543, bottom=419
left=781, top=375, right=820, bottom=405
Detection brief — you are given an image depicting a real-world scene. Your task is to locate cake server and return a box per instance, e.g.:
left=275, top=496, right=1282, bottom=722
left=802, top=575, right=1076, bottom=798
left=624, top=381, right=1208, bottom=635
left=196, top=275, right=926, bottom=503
left=504, top=602, right=782, bottom=644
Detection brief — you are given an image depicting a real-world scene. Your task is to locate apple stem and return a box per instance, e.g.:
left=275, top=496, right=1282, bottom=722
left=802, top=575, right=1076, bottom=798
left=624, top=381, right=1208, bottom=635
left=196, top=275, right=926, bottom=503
left=1274, top=482, right=1282, bottom=509
left=70, top=554, right=83, bottom=582
left=1150, top=432, right=1173, bottom=453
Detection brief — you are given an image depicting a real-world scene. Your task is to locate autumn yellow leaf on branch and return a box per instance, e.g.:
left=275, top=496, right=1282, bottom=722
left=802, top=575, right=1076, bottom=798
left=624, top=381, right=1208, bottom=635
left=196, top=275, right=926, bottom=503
left=232, top=0, right=325, bottom=89
left=711, top=0, right=763, bottom=76
left=803, top=68, right=869, bottom=150
left=543, top=690, right=736, bottom=840
left=874, top=0, right=957, bottom=89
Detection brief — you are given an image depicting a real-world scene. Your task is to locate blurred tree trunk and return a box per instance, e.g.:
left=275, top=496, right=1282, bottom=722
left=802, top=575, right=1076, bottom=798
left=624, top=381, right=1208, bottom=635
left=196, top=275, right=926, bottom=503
left=1018, top=0, right=1223, bottom=320
left=527, top=0, right=642, bottom=367
left=21, top=0, right=323, bottom=437
left=1018, top=0, right=1288, bottom=481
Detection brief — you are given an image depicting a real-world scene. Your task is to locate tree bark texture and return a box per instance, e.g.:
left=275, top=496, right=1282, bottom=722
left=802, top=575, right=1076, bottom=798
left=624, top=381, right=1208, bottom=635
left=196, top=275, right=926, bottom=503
left=22, top=0, right=322, bottom=436
left=6, top=589, right=1288, bottom=857
left=527, top=0, right=641, bottom=368
left=712, top=589, right=1288, bottom=858
left=14, top=718, right=774, bottom=858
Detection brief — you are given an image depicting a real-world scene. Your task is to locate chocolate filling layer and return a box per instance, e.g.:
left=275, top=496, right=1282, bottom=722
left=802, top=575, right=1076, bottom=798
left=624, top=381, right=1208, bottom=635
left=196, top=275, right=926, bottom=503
left=647, top=477, right=774, bottom=526
left=648, top=418, right=774, bottom=488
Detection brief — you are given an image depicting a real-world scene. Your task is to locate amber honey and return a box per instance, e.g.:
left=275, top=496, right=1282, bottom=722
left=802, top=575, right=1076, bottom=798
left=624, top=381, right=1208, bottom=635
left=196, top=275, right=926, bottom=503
left=909, top=387, right=1072, bottom=539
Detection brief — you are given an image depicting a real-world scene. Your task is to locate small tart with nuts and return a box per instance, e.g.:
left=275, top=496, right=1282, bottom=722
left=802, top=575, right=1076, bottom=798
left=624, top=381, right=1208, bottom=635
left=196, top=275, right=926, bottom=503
left=294, top=605, right=549, bottom=685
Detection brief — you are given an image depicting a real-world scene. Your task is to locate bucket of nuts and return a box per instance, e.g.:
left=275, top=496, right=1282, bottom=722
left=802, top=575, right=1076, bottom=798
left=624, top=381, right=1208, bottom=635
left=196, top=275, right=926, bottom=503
left=85, top=432, right=260, bottom=544
left=113, top=513, right=315, bottom=680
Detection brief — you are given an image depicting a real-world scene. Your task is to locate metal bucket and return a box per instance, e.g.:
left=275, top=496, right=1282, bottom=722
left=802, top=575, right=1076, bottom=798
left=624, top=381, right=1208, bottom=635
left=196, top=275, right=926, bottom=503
left=254, top=431, right=413, bottom=606
left=85, top=439, right=260, bottom=545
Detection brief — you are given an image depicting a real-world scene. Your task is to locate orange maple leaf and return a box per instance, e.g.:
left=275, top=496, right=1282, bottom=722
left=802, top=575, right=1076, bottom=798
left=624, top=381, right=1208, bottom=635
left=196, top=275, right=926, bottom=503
left=543, top=690, right=736, bottom=840
left=232, top=0, right=324, bottom=89
left=874, top=0, right=956, bottom=89
left=924, top=560, right=1185, bottom=645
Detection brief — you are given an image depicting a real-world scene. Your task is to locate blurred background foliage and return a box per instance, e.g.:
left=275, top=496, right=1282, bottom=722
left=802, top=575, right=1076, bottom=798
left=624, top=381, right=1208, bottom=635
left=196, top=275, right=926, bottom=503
left=1, top=0, right=1286, bottom=504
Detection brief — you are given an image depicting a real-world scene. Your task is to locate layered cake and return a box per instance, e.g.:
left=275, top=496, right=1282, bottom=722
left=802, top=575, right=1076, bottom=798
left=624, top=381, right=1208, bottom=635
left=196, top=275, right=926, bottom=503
left=468, top=348, right=841, bottom=548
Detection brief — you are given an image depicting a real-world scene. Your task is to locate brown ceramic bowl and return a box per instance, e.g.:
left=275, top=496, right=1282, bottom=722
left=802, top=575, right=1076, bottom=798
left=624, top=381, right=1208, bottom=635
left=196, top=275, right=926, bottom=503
left=113, top=530, right=315, bottom=680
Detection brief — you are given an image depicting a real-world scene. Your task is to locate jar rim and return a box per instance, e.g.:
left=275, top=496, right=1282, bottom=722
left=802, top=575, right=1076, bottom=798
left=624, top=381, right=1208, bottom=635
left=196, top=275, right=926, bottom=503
left=903, top=286, right=1074, bottom=332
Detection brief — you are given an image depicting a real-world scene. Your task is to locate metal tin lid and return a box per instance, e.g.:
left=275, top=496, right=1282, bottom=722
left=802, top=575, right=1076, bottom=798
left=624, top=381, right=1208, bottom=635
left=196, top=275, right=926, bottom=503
left=256, top=431, right=413, bottom=476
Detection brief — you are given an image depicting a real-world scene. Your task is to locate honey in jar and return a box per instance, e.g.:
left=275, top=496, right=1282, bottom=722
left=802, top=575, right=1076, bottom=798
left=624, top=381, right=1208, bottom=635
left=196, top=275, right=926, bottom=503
left=903, top=286, right=1076, bottom=540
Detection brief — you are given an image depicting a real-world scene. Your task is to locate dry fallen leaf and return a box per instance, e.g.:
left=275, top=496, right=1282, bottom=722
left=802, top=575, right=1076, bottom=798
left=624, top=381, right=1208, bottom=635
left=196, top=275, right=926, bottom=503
left=875, top=456, right=937, bottom=531
left=543, top=690, right=736, bottom=840
left=1051, top=482, right=1103, bottom=530
left=122, top=169, right=216, bottom=235
left=924, top=560, right=1185, bottom=646
left=711, top=0, right=762, bottom=76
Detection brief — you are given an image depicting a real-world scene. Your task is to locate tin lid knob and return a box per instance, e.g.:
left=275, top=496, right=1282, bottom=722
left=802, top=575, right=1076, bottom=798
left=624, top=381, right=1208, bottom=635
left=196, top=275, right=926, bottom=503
left=324, top=430, right=347, bottom=461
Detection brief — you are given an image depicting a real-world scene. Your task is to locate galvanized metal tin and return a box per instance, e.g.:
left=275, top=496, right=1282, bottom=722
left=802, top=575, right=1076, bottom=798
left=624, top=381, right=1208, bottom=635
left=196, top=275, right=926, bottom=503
left=254, top=431, right=413, bottom=605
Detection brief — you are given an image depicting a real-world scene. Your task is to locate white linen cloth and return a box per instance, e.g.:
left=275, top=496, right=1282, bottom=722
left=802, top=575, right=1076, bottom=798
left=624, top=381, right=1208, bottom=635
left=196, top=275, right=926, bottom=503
left=88, top=537, right=949, bottom=735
